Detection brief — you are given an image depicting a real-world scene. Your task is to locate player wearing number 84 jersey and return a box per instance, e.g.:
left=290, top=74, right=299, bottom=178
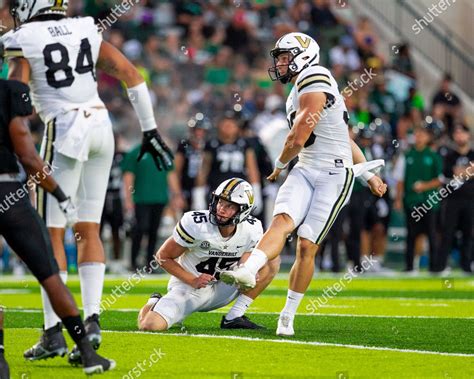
left=2, top=0, right=173, bottom=364
left=138, top=178, right=280, bottom=331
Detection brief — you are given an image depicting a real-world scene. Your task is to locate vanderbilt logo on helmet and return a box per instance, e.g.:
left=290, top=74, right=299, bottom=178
left=295, top=35, right=311, bottom=49
left=245, top=190, right=254, bottom=206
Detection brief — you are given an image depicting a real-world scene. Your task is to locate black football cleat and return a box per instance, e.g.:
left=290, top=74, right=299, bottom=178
left=24, top=323, right=68, bottom=361
left=220, top=315, right=265, bottom=330
left=68, top=314, right=101, bottom=366
left=78, top=337, right=115, bottom=375
left=0, top=353, right=9, bottom=379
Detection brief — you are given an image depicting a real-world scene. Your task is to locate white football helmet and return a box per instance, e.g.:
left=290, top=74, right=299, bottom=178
left=268, top=32, right=320, bottom=84
left=209, top=178, right=254, bottom=226
left=10, top=0, right=68, bottom=24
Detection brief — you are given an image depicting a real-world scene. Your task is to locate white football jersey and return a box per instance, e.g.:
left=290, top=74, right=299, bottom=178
left=2, top=17, right=104, bottom=122
left=171, top=210, right=263, bottom=287
left=286, top=64, right=353, bottom=169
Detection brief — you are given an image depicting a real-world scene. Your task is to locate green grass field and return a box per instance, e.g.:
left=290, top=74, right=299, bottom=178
left=1, top=273, right=473, bottom=378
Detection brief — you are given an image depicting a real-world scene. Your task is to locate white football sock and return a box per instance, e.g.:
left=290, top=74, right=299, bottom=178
left=79, top=262, right=106, bottom=319
left=42, top=271, right=67, bottom=330
left=243, top=249, right=268, bottom=276
left=280, top=289, right=304, bottom=319
left=225, top=294, right=253, bottom=321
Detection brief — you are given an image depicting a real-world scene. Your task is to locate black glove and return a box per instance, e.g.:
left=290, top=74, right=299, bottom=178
left=137, top=129, right=174, bottom=171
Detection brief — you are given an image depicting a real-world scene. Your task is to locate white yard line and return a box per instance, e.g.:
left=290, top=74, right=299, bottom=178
left=98, top=330, right=474, bottom=358
left=6, top=307, right=474, bottom=319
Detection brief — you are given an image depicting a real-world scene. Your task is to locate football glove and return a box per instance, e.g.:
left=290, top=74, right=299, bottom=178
left=137, top=129, right=174, bottom=171
left=58, top=197, right=78, bottom=226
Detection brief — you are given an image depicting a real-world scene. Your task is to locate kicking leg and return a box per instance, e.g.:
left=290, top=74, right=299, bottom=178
left=220, top=214, right=294, bottom=288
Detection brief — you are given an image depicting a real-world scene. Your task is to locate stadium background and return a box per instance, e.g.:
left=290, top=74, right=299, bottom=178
left=0, top=0, right=472, bottom=274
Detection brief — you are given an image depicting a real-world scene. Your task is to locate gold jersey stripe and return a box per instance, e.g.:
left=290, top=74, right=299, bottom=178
left=297, top=75, right=331, bottom=91
left=176, top=222, right=195, bottom=244
left=4, top=49, right=24, bottom=58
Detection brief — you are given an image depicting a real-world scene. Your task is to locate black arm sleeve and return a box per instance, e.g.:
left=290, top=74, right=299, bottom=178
left=8, top=80, right=33, bottom=119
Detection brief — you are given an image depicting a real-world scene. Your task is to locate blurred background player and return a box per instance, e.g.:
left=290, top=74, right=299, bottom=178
left=0, top=77, right=114, bottom=375
left=393, top=126, right=443, bottom=272
left=193, top=113, right=262, bottom=216
left=138, top=179, right=280, bottom=331
left=174, top=117, right=211, bottom=212
left=2, top=0, right=173, bottom=363
left=437, top=124, right=473, bottom=273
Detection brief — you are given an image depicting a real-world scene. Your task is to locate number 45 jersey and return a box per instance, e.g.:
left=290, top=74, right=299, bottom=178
left=171, top=210, right=263, bottom=287
left=2, top=17, right=104, bottom=122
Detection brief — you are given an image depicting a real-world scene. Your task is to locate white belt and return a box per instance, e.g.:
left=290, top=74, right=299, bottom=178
left=0, top=173, right=20, bottom=182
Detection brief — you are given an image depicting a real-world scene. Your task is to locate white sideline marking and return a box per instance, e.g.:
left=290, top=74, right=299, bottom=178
left=99, top=330, right=474, bottom=358
left=7, top=307, right=474, bottom=319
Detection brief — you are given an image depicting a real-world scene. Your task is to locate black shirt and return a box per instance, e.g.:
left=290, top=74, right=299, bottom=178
left=442, top=147, right=474, bottom=199
left=177, top=139, right=203, bottom=193
left=205, top=137, right=249, bottom=191
left=0, top=79, right=33, bottom=174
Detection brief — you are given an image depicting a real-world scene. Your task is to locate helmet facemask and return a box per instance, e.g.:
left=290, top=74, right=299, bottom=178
left=209, top=194, right=249, bottom=227
left=268, top=47, right=303, bottom=84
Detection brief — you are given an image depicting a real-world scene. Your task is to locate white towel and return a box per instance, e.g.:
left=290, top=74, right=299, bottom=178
left=54, top=108, right=94, bottom=162
left=351, top=159, right=385, bottom=178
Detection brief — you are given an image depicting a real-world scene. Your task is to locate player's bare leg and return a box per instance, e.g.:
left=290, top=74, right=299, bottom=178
left=222, top=257, right=281, bottom=329
left=277, top=237, right=318, bottom=336
left=221, top=214, right=294, bottom=288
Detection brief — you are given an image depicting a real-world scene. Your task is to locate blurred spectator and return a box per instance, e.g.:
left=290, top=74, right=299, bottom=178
left=393, top=126, right=443, bottom=272
left=329, top=35, right=361, bottom=72
left=432, top=74, right=462, bottom=133
left=121, top=145, right=182, bottom=271
left=392, top=43, right=415, bottom=78
left=437, top=124, right=473, bottom=273
left=369, top=76, right=401, bottom=136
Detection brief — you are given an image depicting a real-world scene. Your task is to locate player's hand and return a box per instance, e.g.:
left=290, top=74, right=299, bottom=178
left=367, top=175, right=387, bottom=197
left=171, top=193, right=186, bottom=211
left=191, top=274, right=215, bottom=289
left=267, top=167, right=282, bottom=183
left=58, top=197, right=78, bottom=226
left=138, top=129, right=174, bottom=171
left=412, top=181, right=427, bottom=193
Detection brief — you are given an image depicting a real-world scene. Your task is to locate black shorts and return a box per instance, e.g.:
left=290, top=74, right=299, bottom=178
left=0, top=182, right=59, bottom=281
left=101, top=192, right=124, bottom=231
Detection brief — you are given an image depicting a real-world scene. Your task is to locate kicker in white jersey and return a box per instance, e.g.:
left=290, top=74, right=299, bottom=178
left=287, top=64, right=353, bottom=169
